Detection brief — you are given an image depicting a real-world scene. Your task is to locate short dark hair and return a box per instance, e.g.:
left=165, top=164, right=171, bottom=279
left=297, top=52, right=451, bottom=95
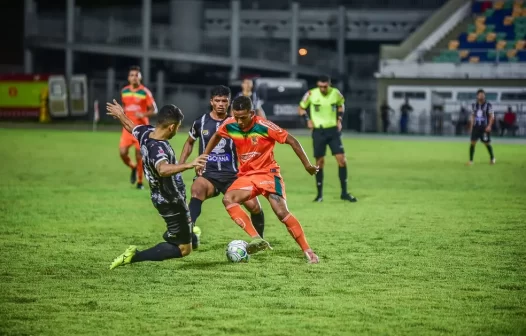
left=232, top=95, right=252, bottom=111
left=477, top=89, right=485, bottom=95
left=129, top=65, right=141, bottom=73
left=211, top=85, right=231, bottom=99
left=317, top=75, right=331, bottom=83
left=157, top=104, right=184, bottom=126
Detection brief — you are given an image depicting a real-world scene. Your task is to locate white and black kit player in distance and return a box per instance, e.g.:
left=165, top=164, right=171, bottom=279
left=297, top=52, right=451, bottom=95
left=179, top=85, right=266, bottom=238
left=106, top=100, right=208, bottom=270
left=467, top=89, right=496, bottom=165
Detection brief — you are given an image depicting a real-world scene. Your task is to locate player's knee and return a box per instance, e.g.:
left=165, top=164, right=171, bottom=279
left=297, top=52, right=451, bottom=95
left=191, top=184, right=205, bottom=200
left=335, top=154, right=346, bottom=167
left=244, top=200, right=261, bottom=214
left=316, top=157, right=325, bottom=168
left=222, top=193, right=235, bottom=206
left=277, top=210, right=290, bottom=222
left=179, top=244, right=192, bottom=257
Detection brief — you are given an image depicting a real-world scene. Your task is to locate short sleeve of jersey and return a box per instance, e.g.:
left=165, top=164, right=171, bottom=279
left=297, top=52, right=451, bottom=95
left=334, top=89, right=345, bottom=107
left=260, top=120, right=288, bottom=144
left=189, top=118, right=201, bottom=140
left=299, top=90, right=311, bottom=109
left=132, top=125, right=151, bottom=142
left=144, top=88, right=158, bottom=113
left=149, top=143, right=170, bottom=168
left=216, top=119, right=234, bottom=139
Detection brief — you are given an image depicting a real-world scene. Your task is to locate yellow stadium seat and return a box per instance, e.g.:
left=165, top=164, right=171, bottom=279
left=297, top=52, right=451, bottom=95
left=516, top=40, right=526, bottom=49
left=476, top=25, right=486, bottom=34
left=448, top=40, right=459, bottom=50
left=469, top=56, right=480, bottom=63
left=497, top=40, right=507, bottom=49
left=494, top=0, right=504, bottom=9
left=468, top=33, right=478, bottom=42
left=507, top=49, right=518, bottom=58
left=476, top=16, right=486, bottom=25
left=504, top=16, right=514, bottom=25
left=486, top=32, right=497, bottom=42
left=459, top=50, right=469, bottom=58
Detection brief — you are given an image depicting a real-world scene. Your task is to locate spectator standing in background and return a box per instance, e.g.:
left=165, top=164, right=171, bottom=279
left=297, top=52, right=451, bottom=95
left=499, top=106, right=518, bottom=137
left=380, top=100, right=393, bottom=133
left=235, top=78, right=266, bottom=118
left=400, top=97, right=413, bottom=134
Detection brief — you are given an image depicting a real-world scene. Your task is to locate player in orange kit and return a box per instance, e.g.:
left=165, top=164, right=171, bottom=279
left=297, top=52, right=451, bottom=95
left=203, top=95, right=320, bottom=263
left=120, top=66, right=158, bottom=189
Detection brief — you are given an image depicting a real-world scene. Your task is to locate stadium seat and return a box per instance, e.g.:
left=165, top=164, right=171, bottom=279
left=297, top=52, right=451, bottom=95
left=434, top=1, right=525, bottom=63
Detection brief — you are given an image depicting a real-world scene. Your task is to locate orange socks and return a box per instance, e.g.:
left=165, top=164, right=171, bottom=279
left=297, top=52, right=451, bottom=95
left=226, top=203, right=260, bottom=238
left=282, top=213, right=310, bottom=252
left=136, top=158, right=144, bottom=183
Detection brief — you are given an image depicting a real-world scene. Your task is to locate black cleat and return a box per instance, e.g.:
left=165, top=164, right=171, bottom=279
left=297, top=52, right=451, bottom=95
left=313, top=196, right=323, bottom=202
left=136, top=183, right=144, bottom=190
left=341, top=193, right=357, bottom=202
left=130, top=167, right=137, bottom=184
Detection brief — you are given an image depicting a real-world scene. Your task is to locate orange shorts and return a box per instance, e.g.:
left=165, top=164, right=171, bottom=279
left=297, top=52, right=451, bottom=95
left=227, top=173, right=286, bottom=199
left=119, top=129, right=140, bottom=150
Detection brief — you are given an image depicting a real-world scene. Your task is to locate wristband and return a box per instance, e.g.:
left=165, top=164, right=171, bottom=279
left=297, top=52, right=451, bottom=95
left=302, top=114, right=310, bottom=122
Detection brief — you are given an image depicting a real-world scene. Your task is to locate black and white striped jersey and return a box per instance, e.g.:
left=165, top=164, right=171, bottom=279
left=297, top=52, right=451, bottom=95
left=132, top=125, right=187, bottom=205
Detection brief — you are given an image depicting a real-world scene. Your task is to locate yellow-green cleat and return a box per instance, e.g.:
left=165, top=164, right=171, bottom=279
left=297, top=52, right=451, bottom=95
left=109, top=245, right=137, bottom=270
left=193, top=226, right=202, bottom=237
left=246, top=238, right=272, bottom=255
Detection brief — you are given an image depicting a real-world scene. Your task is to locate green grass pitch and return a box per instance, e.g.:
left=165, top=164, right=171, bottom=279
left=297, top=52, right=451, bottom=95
left=1, top=128, right=525, bottom=336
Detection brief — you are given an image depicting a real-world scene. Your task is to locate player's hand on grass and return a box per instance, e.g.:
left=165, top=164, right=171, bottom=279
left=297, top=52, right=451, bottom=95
left=307, top=120, right=314, bottom=130
left=106, top=100, right=124, bottom=118
left=305, top=164, right=319, bottom=175
left=191, top=154, right=208, bottom=169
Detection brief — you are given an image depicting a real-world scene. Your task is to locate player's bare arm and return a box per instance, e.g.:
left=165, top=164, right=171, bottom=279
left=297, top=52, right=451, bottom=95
left=337, top=105, right=344, bottom=131
left=179, top=136, right=196, bottom=164
left=284, top=134, right=318, bottom=175
left=156, top=155, right=207, bottom=177
left=107, top=100, right=135, bottom=133
left=203, top=133, right=222, bottom=155
left=468, top=114, right=474, bottom=132
left=486, top=112, right=494, bottom=132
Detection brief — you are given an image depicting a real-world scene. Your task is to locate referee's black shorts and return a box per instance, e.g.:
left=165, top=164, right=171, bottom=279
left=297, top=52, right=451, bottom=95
left=312, top=127, right=345, bottom=158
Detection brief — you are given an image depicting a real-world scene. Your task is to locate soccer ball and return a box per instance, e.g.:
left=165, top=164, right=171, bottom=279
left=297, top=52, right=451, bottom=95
left=225, top=240, right=250, bottom=263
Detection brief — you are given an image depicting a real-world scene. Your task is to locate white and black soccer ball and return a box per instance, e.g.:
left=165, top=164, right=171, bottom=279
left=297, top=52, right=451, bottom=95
left=225, top=240, right=250, bottom=263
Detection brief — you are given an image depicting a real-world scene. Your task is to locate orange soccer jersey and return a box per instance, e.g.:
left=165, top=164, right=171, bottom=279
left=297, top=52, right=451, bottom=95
left=121, top=84, right=156, bottom=126
left=217, top=116, right=289, bottom=199
left=217, top=116, right=289, bottom=176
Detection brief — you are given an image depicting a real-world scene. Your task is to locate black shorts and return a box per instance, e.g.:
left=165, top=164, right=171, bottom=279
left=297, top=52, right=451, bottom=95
left=312, top=127, right=345, bottom=158
left=471, top=127, right=491, bottom=143
left=154, top=202, right=192, bottom=245
left=198, top=174, right=237, bottom=197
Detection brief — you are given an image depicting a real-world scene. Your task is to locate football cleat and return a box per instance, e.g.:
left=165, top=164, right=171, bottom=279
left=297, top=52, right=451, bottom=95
left=246, top=238, right=272, bottom=255
left=313, top=196, right=323, bottom=202
left=341, top=193, right=358, bottom=202
left=304, top=249, right=319, bottom=264
left=136, top=183, right=144, bottom=190
left=466, top=161, right=474, bottom=166
left=109, top=245, right=137, bottom=270
left=490, top=158, right=496, bottom=165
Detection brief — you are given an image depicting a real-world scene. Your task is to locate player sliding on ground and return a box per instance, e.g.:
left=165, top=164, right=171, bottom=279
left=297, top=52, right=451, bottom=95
left=203, top=95, right=320, bottom=263
left=106, top=100, right=207, bottom=269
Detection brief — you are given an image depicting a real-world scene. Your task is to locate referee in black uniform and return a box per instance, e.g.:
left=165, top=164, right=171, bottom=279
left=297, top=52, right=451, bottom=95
left=468, top=89, right=496, bottom=165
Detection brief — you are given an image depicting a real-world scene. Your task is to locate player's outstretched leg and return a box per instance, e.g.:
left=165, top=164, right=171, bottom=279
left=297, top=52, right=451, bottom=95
left=188, top=177, right=217, bottom=245
left=243, top=197, right=265, bottom=238
left=267, top=194, right=319, bottom=263
left=109, top=242, right=191, bottom=270
left=223, top=190, right=271, bottom=254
